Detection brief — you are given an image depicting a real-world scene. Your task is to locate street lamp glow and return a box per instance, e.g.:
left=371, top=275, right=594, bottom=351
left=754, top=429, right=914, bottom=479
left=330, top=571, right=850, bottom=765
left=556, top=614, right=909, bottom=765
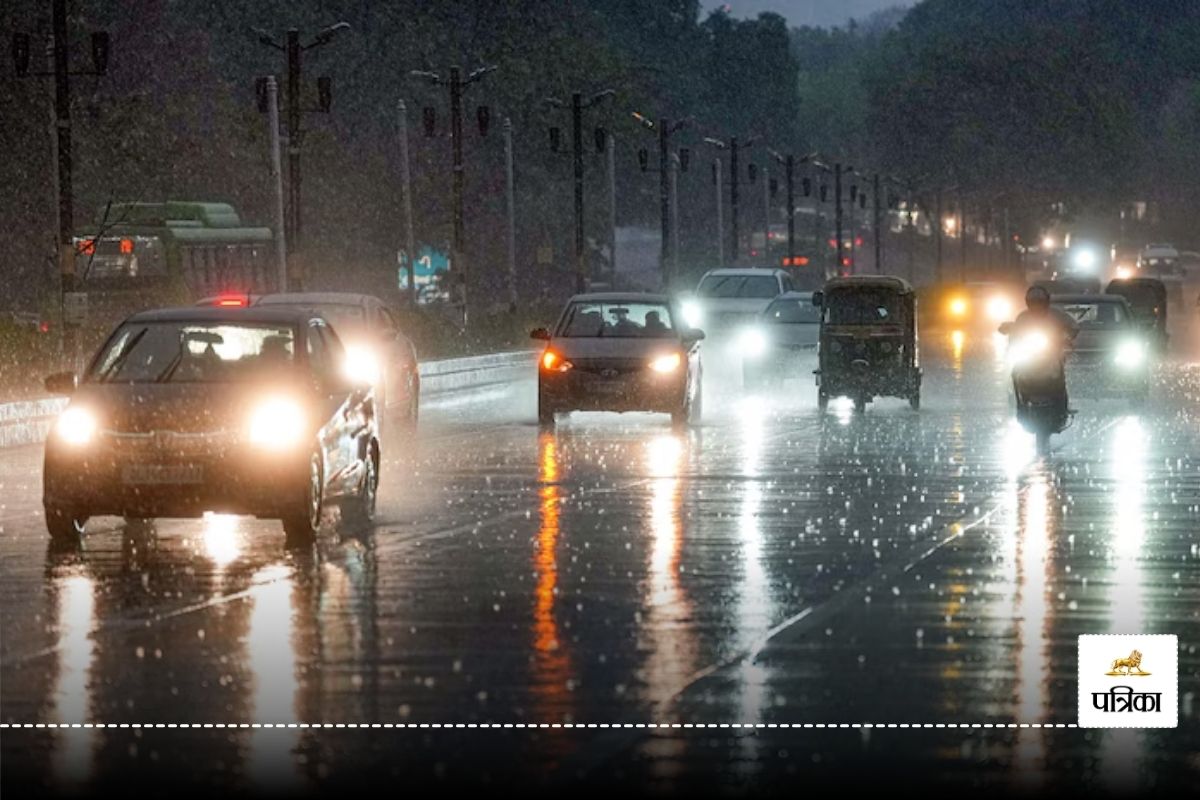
left=1041, top=235, right=1056, bottom=251
left=1072, top=248, right=1097, bottom=273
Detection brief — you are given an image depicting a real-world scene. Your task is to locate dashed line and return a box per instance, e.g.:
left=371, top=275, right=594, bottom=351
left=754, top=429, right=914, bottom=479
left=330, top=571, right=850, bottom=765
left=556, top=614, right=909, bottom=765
left=0, top=722, right=1079, bottom=729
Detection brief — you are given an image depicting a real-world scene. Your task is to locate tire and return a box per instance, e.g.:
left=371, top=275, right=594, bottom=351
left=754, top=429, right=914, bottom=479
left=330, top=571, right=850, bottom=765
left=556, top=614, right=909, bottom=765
left=342, top=441, right=379, bottom=531
left=909, top=390, right=921, bottom=411
left=1035, top=430, right=1052, bottom=455
left=854, top=395, right=867, bottom=413
left=282, top=450, right=323, bottom=543
left=818, top=389, right=829, bottom=411
left=538, top=387, right=556, bottom=428
left=45, top=505, right=87, bottom=544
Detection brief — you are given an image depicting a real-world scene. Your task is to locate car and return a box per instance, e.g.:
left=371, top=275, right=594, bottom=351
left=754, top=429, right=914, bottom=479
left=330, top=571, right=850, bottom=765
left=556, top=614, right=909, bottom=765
left=1137, top=245, right=1186, bottom=308
left=531, top=292, right=704, bottom=427
left=203, top=292, right=420, bottom=433
left=740, top=291, right=820, bottom=388
left=41, top=306, right=380, bottom=544
left=1051, top=293, right=1150, bottom=403
left=679, top=267, right=795, bottom=339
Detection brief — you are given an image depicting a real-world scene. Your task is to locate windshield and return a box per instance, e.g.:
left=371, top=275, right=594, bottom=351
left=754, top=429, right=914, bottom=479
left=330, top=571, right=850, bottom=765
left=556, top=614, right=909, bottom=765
left=556, top=302, right=675, bottom=338
left=89, top=321, right=297, bottom=383
left=258, top=301, right=365, bottom=333
left=823, top=290, right=903, bottom=325
left=697, top=274, right=781, bottom=299
left=763, top=297, right=821, bottom=324
left=1107, top=285, right=1161, bottom=313
left=1054, top=301, right=1128, bottom=326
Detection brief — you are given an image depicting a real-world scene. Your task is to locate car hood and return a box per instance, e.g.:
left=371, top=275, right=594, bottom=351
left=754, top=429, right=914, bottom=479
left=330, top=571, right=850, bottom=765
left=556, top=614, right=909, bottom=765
left=548, top=337, right=682, bottom=362
left=69, top=381, right=301, bottom=433
left=1073, top=327, right=1133, bottom=353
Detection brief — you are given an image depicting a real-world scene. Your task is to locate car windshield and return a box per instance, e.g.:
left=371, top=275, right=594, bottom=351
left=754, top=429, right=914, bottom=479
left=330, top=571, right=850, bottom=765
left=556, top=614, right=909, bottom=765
left=557, top=302, right=675, bottom=338
left=259, top=301, right=365, bottom=333
left=823, top=290, right=903, bottom=325
left=1055, top=301, right=1128, bottom=326
left=697, top=274, right=780, bottom=299
left=89, top=321, right=297, bottom=383
left=1108, top=285, right=1161, bottom=313
left=763, top=297, right=821, bottom=324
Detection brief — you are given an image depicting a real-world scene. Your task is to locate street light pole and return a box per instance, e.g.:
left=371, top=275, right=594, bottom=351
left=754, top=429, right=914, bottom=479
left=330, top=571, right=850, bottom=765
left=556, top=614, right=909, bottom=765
left=762, top=165, right=770, bottom=261
left=659, top=117, right=670, bottom=286
left=397, top=100, right=417, bottom=307
left=607, top=131, right=617, bottom=287
left=834, top=163, right=844, bottom=274
left=730, top=137, right=740, bottom=263
left=873, top=173, right=883, bottom=275
left=670, top=152, right=680, bottom=283
left=935, top=189, right=944, bottom=283
left=266, top=77, right=288, bottom=292
left=504, top=116, right=517, bottom=311
left=549, top=90, right=613, bottom=293
left=714, top=157, right=725, bottom=266
left=786, top=155, right=795, bottom=265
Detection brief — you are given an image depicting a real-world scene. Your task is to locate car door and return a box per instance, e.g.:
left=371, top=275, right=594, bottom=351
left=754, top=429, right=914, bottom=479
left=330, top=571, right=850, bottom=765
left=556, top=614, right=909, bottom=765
left=371, top=300, right=405, bottom=412
left=306, top=321, right=358, bottom=498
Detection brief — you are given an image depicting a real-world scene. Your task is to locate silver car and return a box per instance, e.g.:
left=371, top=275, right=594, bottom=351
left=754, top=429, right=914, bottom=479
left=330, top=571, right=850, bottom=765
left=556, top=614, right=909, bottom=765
left=739, top=291, right=820, bottom=388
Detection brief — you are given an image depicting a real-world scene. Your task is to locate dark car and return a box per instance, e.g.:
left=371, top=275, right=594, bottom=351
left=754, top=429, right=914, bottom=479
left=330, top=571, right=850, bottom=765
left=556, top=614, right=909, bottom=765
left=531, top=292, right=704, bottom=427
left=1105, top=277, right=1168, bottom=353
left=202, top=292, right=420, bottom=433
left=1052, top=293, right=1150, bottom=402
left=42, top=306, right=380, bottom=544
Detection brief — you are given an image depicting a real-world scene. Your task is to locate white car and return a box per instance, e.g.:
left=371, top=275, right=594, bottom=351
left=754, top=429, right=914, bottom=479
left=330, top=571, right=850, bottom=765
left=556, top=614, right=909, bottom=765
left=679, top=268, right=795, bottom=338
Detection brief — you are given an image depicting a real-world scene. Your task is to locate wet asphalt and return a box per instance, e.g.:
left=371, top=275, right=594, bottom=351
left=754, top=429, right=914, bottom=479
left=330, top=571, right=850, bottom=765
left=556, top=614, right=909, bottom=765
left=3, top=321, right=1200, bottom=796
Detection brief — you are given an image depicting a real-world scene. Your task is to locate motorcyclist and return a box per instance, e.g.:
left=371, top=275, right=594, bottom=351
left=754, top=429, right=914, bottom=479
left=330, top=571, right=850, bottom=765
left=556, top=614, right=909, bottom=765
left=1007, top=285, right=1078, bottom=416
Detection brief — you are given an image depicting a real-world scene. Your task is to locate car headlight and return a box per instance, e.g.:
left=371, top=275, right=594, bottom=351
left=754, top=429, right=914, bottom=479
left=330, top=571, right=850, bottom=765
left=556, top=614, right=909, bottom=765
left=1008, top=331, right=1049, bottom=366
left=1073, top=248, right=1097, bottom=272
left=948, top=297, right=968, bottom=317
left=541, top=350, right=573, bottom=373
left=649, top=352, right=682, bottom=373
left=985, top=296, right=1013, bottom=322
left=54, top=406, right=97, bottom=446
left=247, top=397, right=306, bottom=450
left=1114, top=265, right=1133, bottom=280
left=343, top=344, right=381, bottom=386
left=680, top=300, right=704, bottom=329
left=740, top=328, right=768, bottom=359
left=1114, top=339, right=1146, bottom=369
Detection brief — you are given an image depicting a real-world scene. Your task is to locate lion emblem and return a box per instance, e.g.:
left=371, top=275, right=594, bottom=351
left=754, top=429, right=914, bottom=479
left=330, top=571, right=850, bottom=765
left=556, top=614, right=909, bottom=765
left=1106, top=650, right=1150, bottom=676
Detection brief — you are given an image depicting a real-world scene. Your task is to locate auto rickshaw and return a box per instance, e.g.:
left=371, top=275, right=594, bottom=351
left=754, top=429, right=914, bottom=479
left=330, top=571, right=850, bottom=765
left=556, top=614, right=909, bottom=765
left=1105, top=276, right=1168, bottom=353
left=812, top=276, right=921, bottom=412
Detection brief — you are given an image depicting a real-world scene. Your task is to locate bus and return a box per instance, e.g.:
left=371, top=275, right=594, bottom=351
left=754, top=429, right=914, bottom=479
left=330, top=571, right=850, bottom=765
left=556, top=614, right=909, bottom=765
left=73, top=201, right=278, bottom=334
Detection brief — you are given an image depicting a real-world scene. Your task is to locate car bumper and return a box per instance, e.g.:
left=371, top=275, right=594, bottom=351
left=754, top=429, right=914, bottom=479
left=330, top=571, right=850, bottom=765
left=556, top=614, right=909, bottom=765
left=1066, top=357, right=1149, bottom=396
left=43, top=439, right=309, bottom=518
left=744, top=346, right=816, bottom=374
left=540, top=369, right=688, bottom=413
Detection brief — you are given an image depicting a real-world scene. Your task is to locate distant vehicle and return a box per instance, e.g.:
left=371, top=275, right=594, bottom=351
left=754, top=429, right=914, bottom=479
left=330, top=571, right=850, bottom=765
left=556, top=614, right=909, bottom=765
left=41, top=306, right=379, bottom=544
left=1137, top=244, right=1185, bottom=307
left=679, top=267, right=795, bottom=338
left=813, top=276, right=921, bottom=412
left=1033, top=276, right=1102, bottom=296
left=73, top=201, right=277, bottom=338
left=939, top=281, right=1023, bottom=329
left=1052, top=294, right=1150, bottom=403
left=740, top=291, right=820, bottom=389
left=252, top=293, right=420, bottom=432
left=531, top=292, right=704, bottom=427
left=1105, top=277, right=1168, bottom=353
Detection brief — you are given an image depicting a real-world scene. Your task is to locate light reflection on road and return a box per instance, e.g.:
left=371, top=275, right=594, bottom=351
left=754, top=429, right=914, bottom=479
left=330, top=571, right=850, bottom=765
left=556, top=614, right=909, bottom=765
left=47, top=569, right=97, bottom=791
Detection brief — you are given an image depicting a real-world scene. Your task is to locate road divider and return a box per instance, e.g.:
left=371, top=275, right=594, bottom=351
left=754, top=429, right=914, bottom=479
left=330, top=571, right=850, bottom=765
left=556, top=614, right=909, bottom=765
left=0, top=350, right=537, bottom=450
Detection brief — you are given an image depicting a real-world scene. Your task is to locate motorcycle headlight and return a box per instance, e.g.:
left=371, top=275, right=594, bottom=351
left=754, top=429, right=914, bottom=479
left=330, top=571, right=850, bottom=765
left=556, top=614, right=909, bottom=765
left=649, top=352, right=682, bottom=373
left=947, top=297, right=968, bottom=317
left=343, top=344, right=381, bottom=386
left=1008, top=331, right=1049, bottom=366
left=247, top=397, right=306, bottom=450
left=1114, top=339, right=1146, bottom=369
left=680, top=300, right=704, bottom=329
left=54, top=406, right=97, bottom=447
left=740, top=328, right=768, bottom=359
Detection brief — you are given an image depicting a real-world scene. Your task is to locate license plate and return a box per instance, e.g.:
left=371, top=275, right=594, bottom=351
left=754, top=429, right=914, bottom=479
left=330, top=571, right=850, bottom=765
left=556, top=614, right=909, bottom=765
left=121, top=464, right=204, bottom=485
left=593, top=380, right=626, bottom=395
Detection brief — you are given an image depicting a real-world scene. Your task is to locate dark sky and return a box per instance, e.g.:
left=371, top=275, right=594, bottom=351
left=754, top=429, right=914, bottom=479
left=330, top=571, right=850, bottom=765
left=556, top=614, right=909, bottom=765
left=703, top=0, right=912, bottom=28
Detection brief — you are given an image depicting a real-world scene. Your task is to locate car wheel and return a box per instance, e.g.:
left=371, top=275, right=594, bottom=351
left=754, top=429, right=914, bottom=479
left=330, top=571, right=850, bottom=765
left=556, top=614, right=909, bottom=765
left=854, top=395, right=867, bottom=413
left=45, top=505, right=87, bottom=544
left=343, top=441, right=379, bottom=530
left=538, top=387, right=556, bottom=428
left=817, top=389, right=829, bottom=411
left=282, top=450, right=323, bottom=543
left=909, top=390, right=921, bottom=411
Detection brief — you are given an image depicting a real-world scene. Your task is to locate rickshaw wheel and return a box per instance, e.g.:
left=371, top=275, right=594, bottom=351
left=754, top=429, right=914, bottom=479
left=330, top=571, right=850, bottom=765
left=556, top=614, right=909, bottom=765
left=909, top=391, right=921, bottom=411
left=854, top=395, right=867, bottom=413
left=817, top=389, right=829, bottom=411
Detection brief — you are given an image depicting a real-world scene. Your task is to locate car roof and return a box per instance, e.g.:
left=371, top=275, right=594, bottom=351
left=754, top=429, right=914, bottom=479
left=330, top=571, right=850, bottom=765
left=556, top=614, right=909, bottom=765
left=1051, top=294, right=1128, bottom=305
left=768, top=291, right=814, bottom=301
left=700, top=268, right=786, bottom=278
left=823, top=276, right=914, bottom=293
left=125, top=306, right=318, bottom=325
left=255, top=292, right=374, bottom=306
left=566, top=292, right=673, bottom=304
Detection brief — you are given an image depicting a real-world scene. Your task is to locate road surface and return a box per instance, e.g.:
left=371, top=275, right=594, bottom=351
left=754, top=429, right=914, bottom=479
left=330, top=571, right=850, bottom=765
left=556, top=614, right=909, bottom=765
left=3, top=325, right=1199, bottom=795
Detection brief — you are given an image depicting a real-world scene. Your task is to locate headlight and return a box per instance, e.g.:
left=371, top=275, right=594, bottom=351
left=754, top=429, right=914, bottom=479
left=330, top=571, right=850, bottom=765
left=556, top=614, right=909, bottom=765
left=985, top=296, right=1013, bottom=322
left=541, top=350, right=572, bottom=372
left=247, top=397, right=306, bottom=450
left=1008, top=331, right=1049, bottom=366
left=1114, top=339, right=1145, bottom=369
left=680, top=300, right=704, bottom=329
left=343, top=344, right=381, bottom=385
left=1114, top=265, right=1133, bottom=280
left=948, top=297, right=968, bottom=317
left=740, top=328, right=767, bottom=358
left=649, top=352, right=682, bottom=373
left=54, top=406, right=97, bottom=446
left=1073, top=248, right=1097, bottom=272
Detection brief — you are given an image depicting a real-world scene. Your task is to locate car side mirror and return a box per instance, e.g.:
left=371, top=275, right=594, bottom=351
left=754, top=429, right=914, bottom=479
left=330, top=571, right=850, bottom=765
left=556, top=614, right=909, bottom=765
left=530, top=327, right=551, bottom=341
left=682, top=328, right=705, bottom=342
left=998, top=322, right=1013, bottom=335
left=44, top=372, right=77, bottom=395
left=811, top=291, right=823, bottom=308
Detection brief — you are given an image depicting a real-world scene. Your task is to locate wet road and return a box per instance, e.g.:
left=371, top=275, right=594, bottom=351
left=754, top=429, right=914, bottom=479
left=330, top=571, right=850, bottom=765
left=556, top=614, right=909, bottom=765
left=3, top=324, right=1200, bottom=795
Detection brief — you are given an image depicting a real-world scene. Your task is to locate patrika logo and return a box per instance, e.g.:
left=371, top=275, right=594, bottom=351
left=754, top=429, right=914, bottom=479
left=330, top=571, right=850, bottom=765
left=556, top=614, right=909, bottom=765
left=1105, top=649, right=1149, bottom=676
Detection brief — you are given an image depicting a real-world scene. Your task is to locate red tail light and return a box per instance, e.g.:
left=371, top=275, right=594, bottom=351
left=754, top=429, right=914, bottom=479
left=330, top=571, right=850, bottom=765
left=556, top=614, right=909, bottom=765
left=215, top=294, right=249, bottom=307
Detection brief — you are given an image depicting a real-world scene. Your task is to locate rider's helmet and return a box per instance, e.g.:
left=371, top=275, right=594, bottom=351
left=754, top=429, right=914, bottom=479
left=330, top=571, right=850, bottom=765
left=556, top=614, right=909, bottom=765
left=1025, top=285, right=1051, bottom=312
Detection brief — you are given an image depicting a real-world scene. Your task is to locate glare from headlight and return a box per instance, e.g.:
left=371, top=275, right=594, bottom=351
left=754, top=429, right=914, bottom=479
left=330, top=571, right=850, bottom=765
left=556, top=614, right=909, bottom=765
left=343, top=344, right=381, bottom=385
left=680, top=300, right=704, bottom=329
left=1114, top=265, right=1133, bottom=280
left=1007, top=331, right=1049, bottom=366
left=985, top=296, right=1013, bottom=322
left=740, top=328, right=767, bottom=358
left=948, top=297, right=967, bottom=317
left=55, top=406, right=96, bottom=446
left=1114, top=339, right=1145, bottom=369
left=247, top=397, right=306, bottom=449
left=649, top=352, right=682, bottom=373
left=1073, top=248, right=1097, bottom=272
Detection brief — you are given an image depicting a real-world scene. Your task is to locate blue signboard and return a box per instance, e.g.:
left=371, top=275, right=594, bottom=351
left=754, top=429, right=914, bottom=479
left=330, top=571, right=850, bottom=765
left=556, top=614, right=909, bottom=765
left=398, top=246, right=451, bottom=305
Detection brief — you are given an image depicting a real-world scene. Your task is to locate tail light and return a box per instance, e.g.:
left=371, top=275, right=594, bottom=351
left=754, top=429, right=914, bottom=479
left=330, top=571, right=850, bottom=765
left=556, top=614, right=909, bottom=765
left=541, top=351, right=572, bottom=373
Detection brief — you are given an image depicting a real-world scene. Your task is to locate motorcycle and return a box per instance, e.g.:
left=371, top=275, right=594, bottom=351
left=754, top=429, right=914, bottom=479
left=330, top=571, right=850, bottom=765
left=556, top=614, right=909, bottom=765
left=999, top=322, right=1073, bottom=454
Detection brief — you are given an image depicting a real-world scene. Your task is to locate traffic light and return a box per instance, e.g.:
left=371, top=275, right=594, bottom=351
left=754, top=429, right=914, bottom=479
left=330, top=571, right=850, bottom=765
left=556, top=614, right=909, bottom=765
left=423, top=107, right=437, bottom=137
left=549, top=126, right=561, bottom=152
left=678, top=147, right=690, bottom=173
left=594, top=127, right=606, bottom=153
left=90, top=31, right=110, bottom=76
left=317, top=76, right=332, bottom=112
left=11, top=33, right=29, bottom=78
left=638, top=148, right=649, bottom=171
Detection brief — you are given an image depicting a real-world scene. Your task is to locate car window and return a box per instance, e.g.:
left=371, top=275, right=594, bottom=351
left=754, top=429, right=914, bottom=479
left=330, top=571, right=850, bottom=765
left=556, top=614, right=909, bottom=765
left=89, top=322, right=296, bottom=383
left=697, top=275, right=782, bottom=299
left=764, top=298, right=821, bottom=324
left=823, top=290, right=902, bottom=325
left=557, top=302, right=675, bottom=338
left=1056, top=302, right=1127, bottom=325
